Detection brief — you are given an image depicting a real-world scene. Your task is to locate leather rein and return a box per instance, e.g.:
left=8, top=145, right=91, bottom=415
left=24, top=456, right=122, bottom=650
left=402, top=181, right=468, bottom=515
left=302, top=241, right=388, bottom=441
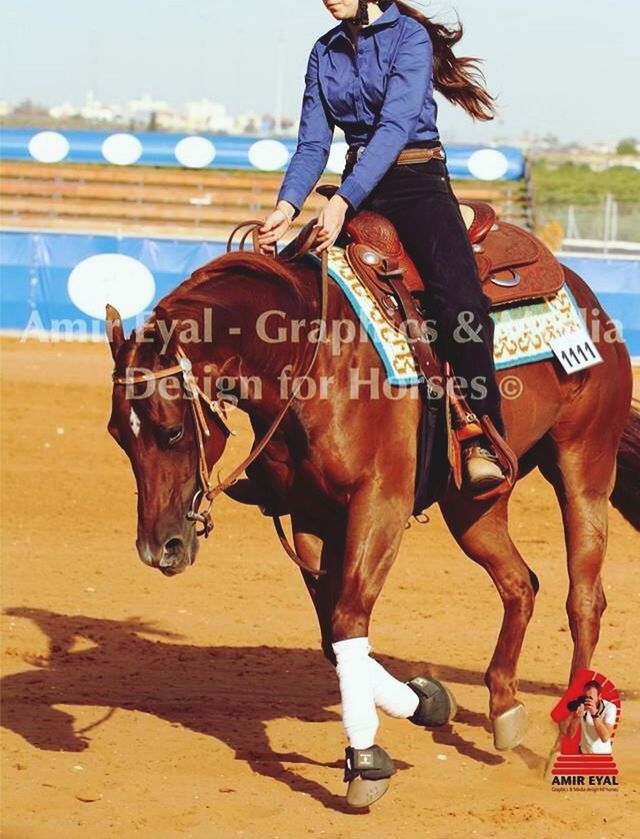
left=112, top=222, right=328, bottom=575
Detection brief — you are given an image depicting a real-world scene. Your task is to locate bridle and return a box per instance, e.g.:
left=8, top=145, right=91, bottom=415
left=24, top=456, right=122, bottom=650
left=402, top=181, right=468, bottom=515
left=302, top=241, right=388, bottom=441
left=112, top=345, right=234, bottom=538
left=112, top=232, right=329, bottom=574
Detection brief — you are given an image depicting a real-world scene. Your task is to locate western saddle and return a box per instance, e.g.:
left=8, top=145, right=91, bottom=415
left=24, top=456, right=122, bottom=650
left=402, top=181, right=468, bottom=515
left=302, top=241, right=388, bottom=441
left=284, top=184, right=564, bottom=311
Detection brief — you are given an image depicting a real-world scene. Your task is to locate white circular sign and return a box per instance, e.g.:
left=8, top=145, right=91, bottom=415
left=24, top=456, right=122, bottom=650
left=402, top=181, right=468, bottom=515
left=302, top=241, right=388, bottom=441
left=101, top=133, right=143, bottom=166
left=247, top=139, right=289, bottom=171
left=174, top=136, right=216, bottom=168
left=67, top=254, right=155, bottom=320
left=467, top=148, right=510, bottom=181
left=326, top=142, right=349, bottom=174
left=28, top=131, right=70, bottom=163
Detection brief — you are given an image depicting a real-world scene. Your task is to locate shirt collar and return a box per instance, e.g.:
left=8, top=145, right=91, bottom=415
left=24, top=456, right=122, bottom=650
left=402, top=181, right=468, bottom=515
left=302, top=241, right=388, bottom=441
left=326, top=2, right=400, bottom=46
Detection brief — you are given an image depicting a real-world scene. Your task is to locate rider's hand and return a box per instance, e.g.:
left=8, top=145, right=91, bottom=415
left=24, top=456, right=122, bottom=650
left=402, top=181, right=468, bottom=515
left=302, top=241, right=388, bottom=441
left=314, top=195, right=349, bottom=253
left=258, top=202, right=295, bottom=254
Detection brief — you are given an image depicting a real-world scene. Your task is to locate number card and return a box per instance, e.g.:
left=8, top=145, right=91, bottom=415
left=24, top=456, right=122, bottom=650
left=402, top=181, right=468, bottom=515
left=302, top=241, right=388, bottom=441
left=548, top=330, right=603, bottom=374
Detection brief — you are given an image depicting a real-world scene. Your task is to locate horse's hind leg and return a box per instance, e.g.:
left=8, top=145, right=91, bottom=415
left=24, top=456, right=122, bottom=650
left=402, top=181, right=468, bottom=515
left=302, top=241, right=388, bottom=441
left=538, top=434, right=616, bottom=679
left=439, top=491, right=536, bottom=750
left=537, top=405, right=621, bottom=765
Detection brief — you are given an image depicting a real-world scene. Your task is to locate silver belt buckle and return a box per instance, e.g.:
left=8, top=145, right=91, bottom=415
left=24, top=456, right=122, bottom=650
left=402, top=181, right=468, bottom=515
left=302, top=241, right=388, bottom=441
left=356, top=145, right=366, bottom=162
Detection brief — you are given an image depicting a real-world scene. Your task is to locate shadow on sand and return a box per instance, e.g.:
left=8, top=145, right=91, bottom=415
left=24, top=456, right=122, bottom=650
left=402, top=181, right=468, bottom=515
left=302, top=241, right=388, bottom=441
left=2, top=607, right=562, bottom=810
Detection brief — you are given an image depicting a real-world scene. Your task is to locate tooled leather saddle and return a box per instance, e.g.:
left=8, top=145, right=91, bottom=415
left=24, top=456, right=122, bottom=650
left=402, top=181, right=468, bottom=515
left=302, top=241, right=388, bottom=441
left=296, top=184, right=564, bottom=311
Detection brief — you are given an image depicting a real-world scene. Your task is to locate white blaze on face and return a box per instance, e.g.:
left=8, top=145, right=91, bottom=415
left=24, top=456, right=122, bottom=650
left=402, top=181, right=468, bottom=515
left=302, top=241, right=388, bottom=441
left=129, top=407, right=142, bottom=438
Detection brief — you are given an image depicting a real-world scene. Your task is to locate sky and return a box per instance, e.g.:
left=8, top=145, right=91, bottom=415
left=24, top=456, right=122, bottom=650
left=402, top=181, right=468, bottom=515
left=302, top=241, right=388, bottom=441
left=0, top=0, right=637, bottom=144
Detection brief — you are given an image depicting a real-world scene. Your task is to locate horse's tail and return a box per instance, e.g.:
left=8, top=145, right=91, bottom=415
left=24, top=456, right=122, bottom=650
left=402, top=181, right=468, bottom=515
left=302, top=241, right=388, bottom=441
left=611, top=401, right=640, bottom=530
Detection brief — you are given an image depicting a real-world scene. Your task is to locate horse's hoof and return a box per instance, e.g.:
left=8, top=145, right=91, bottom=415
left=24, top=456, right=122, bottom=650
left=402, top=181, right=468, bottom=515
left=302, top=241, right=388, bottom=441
left=493, top=702, right=528, bottom=750
left=346, top=775, right=391, bottom=808
left=344, top=745, right=395, bottom=809
left=407, top=676, right=457, bottom=727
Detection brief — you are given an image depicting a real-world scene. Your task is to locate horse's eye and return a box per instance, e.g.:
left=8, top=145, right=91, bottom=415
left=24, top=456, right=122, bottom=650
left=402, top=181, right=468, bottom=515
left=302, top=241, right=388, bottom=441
left=164, top=424, right=184, bottom=447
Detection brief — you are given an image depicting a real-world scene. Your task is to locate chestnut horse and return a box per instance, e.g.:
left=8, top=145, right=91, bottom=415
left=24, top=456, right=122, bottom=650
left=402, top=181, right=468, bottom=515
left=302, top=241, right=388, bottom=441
left=106, top=250, right=638, bottom=803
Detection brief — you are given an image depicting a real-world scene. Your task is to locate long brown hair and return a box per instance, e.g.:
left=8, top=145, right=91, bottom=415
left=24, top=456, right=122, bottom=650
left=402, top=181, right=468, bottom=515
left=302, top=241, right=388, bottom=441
left=395, top=1, right=495, bottom=121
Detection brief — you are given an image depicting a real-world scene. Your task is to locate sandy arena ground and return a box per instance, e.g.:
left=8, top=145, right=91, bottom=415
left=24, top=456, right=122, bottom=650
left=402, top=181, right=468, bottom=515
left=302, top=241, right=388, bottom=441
left=1, top=337, right=638, bottom=839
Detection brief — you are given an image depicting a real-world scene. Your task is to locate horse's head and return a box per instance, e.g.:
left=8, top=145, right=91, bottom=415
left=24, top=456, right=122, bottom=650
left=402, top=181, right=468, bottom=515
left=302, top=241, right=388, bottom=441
left=106, top=305, right=231, bottom=576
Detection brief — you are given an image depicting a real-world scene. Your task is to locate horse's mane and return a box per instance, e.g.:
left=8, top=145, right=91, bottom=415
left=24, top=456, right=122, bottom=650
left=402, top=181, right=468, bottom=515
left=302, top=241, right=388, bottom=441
left=158, top=251, right=306, bottom=317
left=121, top=251, right=312, bottom=363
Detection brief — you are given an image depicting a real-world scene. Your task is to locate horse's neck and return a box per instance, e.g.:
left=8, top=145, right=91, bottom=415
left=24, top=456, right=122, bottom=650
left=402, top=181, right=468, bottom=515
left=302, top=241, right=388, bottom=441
left=173, top=273, right=306, bottom=411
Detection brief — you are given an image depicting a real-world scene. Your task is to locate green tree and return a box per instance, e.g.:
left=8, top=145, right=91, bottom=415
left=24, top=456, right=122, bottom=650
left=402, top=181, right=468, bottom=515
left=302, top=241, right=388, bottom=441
left=616, top=138, right=637, bottom=155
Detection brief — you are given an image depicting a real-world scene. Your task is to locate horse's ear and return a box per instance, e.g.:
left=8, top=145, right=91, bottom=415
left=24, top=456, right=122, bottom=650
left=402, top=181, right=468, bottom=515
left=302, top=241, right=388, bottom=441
left=106, top=304, right=124, bottom=361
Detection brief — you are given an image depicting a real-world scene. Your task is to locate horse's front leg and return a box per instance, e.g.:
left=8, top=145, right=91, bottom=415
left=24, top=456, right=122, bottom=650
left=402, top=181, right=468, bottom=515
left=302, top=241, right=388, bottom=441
left=291, top=510, right=342, bottom=664
left=328, top=481, right=454, bottom=807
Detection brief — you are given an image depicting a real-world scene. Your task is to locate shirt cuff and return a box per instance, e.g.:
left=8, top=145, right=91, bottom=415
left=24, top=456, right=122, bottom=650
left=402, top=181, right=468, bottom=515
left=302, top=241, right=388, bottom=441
left=336, top=177, right=368, bottom=211
left=276, top=189, right=302, bottom=219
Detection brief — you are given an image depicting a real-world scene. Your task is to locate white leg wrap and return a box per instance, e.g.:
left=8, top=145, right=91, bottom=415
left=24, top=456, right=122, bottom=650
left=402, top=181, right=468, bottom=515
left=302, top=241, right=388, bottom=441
left=368, top=657, right=420, bottom=718
left=332, top=637, right=379, bottom=750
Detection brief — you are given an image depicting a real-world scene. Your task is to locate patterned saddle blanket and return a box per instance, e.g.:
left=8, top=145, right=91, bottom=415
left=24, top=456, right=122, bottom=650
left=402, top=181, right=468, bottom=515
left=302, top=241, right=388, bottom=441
left=307, top=247, right=586, bottom=387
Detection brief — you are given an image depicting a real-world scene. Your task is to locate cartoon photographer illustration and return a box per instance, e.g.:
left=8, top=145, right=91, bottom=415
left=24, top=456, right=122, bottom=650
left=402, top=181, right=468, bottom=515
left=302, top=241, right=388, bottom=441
left=566, top=679, right=617, bottom=754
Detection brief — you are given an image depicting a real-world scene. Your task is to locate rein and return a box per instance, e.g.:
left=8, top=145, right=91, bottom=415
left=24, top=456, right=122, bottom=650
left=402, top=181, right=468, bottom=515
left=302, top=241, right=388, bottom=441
left=113, top=224, right=329, bottom=575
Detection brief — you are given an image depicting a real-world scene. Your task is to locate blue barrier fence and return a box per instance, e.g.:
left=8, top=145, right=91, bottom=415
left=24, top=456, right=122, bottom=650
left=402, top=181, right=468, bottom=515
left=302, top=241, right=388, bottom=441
left=0, top=127, right=525, bottom=181
left=1, top=230, right=638, bottom=356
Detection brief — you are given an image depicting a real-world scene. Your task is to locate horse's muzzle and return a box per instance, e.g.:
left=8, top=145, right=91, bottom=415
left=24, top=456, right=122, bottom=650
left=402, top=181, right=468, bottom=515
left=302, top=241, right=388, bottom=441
left=136, top=534, right=196, bottom=576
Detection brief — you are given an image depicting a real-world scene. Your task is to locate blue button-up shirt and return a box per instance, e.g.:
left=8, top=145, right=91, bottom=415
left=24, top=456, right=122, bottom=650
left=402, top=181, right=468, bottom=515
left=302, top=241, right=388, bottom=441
left=278, top=1, right=438, bottom=213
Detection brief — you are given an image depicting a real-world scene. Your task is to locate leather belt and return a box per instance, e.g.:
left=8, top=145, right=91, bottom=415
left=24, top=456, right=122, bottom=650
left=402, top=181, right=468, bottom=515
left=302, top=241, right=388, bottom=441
left=395, top=145, right=445, bottom=166
left=346, top=143, right=444, bottom=167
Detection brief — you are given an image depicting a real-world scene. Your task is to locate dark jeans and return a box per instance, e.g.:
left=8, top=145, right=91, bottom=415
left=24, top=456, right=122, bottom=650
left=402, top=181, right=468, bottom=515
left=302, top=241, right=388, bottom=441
left=352, top=157, right=504, bottom=435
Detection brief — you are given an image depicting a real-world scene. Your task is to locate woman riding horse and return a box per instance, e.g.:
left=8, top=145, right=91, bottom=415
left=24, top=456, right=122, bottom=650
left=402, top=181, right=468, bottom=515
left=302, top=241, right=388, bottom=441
left=106, top=0, right=639, bottom=811
left=259, top=0, right=505, bottom=490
